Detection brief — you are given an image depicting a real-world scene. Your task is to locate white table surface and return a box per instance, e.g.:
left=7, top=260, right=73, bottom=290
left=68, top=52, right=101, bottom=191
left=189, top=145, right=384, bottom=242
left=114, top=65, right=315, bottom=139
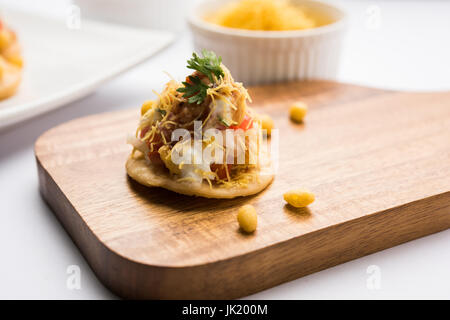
left=0, top=0, right=449, bottom=299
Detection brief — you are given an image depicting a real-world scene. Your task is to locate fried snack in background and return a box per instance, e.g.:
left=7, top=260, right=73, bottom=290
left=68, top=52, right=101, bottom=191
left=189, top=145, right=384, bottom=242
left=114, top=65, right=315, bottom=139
left=0, top=19, right=23, bottom=101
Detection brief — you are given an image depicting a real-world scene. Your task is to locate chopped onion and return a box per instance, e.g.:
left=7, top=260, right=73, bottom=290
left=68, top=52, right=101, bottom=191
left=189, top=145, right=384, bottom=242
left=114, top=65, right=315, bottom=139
left=127, top=134, right=149, bottom=155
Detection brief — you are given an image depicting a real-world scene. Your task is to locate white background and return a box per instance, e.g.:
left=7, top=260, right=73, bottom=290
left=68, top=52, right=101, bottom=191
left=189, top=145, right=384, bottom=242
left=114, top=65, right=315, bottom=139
left=0, top=0, right=449, bottom=299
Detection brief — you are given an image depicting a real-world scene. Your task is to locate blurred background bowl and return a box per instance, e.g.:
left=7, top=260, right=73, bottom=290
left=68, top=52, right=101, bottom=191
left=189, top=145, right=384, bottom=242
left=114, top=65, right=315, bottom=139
left=73, top=0, right=190, bottom=33
left=189, top=0, right=347, bottom=85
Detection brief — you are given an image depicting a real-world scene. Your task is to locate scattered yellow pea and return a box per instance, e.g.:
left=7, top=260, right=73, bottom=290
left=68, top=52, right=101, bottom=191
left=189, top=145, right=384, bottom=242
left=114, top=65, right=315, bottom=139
left=259, top=114, right=274, bottom=136
left=237, top=204, right=257, bottom=233
left=283, top=189, right=315, bottom=208
left=289, top=101, right=308, bottom=123
left=141, top=100, right=154, bottom=115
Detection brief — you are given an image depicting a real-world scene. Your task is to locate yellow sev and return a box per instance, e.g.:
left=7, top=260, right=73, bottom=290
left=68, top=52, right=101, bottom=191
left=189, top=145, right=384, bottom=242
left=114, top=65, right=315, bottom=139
left=206, top=0, right=317, bottom=31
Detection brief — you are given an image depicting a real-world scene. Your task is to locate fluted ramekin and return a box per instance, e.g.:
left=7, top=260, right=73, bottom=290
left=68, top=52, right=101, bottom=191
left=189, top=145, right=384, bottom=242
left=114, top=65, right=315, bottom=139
left=188, top=0, right=347, bottom=85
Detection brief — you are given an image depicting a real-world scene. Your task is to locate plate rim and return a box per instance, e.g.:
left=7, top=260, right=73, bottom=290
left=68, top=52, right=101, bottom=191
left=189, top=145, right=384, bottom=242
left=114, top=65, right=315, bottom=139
left=0, top=7, right=174, bottom=129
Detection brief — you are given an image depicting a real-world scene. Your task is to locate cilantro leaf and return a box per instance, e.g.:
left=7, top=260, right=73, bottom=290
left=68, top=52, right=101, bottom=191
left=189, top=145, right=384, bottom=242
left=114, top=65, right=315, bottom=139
left=219, top=116, right=232, bottom=127
left=186, top=50, right=224, bottom=82
left=177, top=76, right=209, bottom=105
left=177, top=50, right=225, bottom=105
left=156, top=108, right=167, bottom=116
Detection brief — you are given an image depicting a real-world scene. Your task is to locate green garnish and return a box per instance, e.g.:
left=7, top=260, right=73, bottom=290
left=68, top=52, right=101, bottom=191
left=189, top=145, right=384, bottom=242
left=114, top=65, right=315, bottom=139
left=219, top=117, right=234, bottom=127
left=156, top=108, right=167, bottom=116
left=177, top=76, right=209, bottom=105
left=177, top=50, right=224, bottom=105
left=186, top=50, right=224, bottom=82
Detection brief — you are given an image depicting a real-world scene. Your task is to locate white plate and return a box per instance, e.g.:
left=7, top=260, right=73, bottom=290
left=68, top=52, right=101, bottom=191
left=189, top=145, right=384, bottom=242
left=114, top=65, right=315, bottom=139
left=0, top=8, right=173, bottom=130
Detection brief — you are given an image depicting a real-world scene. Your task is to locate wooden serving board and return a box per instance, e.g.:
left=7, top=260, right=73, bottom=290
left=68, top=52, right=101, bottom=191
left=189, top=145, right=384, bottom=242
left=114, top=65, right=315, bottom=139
left=35, top=81, right=450, bottom=299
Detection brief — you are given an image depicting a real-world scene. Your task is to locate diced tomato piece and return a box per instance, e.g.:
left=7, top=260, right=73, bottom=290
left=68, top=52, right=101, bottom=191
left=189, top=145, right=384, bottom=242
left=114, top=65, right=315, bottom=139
left=211, top=163, right=232, bottom=180
left=140, top=127, right=149, bottom=138
left=141, top=128, right=161, bottom=149
left=147, top=136, right=163, bottom=153
left=139, top=127, right=163, bottom=164
left=185, top=76, right=194, bottom=84
left=148, top=151, right=163, bottom=165
left=230, top=114, right=253, bottom=130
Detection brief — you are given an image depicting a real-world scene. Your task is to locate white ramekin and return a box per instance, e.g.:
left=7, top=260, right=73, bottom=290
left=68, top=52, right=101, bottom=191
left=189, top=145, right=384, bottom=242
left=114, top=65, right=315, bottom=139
left=73, top=0, right=191, bottom=33
left=188, top=0, right=347, bottom=85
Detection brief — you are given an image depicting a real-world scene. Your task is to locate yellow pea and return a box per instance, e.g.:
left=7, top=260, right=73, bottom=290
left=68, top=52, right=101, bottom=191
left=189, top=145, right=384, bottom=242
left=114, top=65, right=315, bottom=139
left=289, top=101, right=308, bottom=123
left=158, top=145, right=181, bottom=175
left=259, top=114, right=274, bottom=136
left=237, top=204, right=257, bottom=233
left=283, top=189, right=315, bottom=208
left=141, top=100, right=154, bottom=115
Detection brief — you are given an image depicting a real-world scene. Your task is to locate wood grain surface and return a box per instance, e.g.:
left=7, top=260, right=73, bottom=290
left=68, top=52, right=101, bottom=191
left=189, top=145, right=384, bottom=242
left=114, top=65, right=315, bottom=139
left=35, top=81, right=450, bottom=299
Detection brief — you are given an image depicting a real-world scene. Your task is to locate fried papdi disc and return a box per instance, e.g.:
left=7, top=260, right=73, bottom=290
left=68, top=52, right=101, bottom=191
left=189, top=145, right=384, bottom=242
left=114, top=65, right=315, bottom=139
left=126, top=151, right=274, bottom=199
